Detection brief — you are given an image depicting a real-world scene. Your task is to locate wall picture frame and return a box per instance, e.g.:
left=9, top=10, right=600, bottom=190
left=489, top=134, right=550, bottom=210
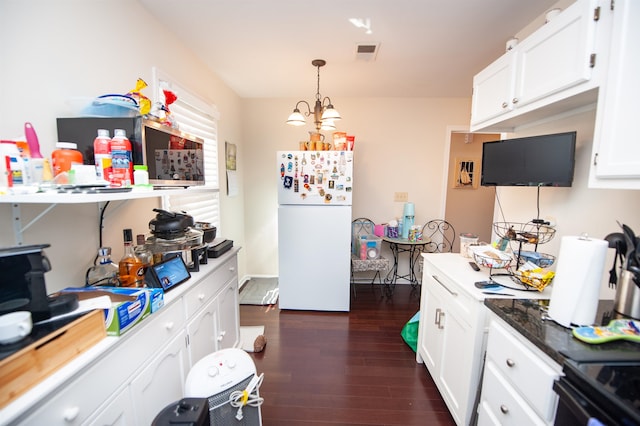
left=453, top=158, right=479, bottom=189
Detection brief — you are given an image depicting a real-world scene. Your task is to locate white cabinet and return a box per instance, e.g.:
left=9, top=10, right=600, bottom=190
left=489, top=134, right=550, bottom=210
left=130, top=331, right=189, bottom=426
left=416, top=254, right=489, bottom=426
left=2, top=250, right=240, bottom=426
left=477, top=315, right=561, bottom=426
left=588, top=0, right=640, bottom=189
left=216, top=278, right=240, bottom=350
left=470, top=0, right=604, bottom=132
left=83, top=387, right=135, bottom=426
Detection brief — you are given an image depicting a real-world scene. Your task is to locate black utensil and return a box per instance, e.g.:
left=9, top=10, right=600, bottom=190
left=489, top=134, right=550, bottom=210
left=619, top=223, right=637, bottom=269
left=605, top=232, right=627, bottom=288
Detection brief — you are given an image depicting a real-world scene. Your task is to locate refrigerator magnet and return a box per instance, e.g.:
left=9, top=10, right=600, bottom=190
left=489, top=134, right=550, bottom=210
left=283, top=175, right=293, bottom=189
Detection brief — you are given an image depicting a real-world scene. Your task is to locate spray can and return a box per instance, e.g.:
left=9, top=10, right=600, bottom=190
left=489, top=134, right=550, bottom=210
left=109, top=129, right=132, bottom=187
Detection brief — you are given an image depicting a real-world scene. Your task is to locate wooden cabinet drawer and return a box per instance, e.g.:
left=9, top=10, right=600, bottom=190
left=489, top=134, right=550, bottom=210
left=480, top=361, right=546, bottom=426
left=183, top=257, right=237, bottom=318
left=486, top=320, right=560, bottom=421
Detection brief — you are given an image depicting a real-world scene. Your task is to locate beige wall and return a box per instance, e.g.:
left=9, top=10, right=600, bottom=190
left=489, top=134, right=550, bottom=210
left=445, top=133, right=499, bottom=246
left=241, top=97, right=472, bottom=276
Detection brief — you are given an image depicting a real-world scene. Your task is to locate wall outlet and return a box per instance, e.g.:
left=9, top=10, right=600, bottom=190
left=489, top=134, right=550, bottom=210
left=394, top=192, right=408, bottom=202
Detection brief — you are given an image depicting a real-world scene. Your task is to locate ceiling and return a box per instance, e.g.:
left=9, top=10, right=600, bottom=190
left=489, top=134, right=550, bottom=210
left=137, top=0, right=560, bottom=99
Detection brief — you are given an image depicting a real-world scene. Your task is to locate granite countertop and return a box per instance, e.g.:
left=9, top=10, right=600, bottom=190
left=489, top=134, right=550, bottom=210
left=484, top=299, right=640, bottom=365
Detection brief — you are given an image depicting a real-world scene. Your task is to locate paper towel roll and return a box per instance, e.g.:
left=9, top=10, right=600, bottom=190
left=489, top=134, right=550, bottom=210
left=548, top=235, right=608, bottom=327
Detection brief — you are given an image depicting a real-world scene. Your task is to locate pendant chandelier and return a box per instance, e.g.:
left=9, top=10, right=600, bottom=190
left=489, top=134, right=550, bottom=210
left=286, top=59, right=342, bottom=133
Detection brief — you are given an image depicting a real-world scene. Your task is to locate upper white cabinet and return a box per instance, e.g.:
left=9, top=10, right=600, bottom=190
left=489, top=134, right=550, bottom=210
left=471, top=0, right=604, bottom=132
left=588, top=0, right=640, bottom=189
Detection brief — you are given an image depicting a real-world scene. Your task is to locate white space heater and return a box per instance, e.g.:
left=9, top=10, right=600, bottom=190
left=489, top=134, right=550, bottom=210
left=185, top=348, right=263, bottom=426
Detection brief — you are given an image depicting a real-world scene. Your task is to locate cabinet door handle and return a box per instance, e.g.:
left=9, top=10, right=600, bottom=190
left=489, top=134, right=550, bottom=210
left=500, top=404, right=509, bottom=414
left=198, top=293, right=205, bottom=301
left=435, top=308, right=441, bottom=325
left=432, top=275, right=458, bottom=296
left=165, top=321, right=175, bottom=331
left=506, top=358, right=515, bottom=367
left=512, top=97, right=519, bottom=104
left=229, top=266, right=236, bottom=272
left=438, top=312, right=445, bottom=329
left=63, top=406, right=80, bottom=422
left=501, top=101, right=509, bottom=108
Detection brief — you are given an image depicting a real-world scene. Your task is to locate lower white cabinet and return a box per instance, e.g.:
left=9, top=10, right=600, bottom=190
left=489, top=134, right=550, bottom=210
left=129, top=331, right=189, bottom=425
left=416, top=254, right=489, bottom=426
left=477, top=315, right=561, bottom=425
left=4, top=250, right=240, bottom=426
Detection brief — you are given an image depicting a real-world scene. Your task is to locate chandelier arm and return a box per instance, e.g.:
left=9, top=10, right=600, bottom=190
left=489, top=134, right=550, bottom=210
left=295, top=100, right=312, bottom=117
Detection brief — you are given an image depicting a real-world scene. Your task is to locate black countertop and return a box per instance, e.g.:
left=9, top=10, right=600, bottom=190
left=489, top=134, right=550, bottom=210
left=484, top=299, right=640, bottom=366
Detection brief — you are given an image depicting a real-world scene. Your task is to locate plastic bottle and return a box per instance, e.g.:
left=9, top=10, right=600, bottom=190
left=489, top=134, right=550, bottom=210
left=109, top=129, right=133, bottom=187
left=133, top=165, right=149, bottom=185
left=87, top=247, right=119, bottom=286
left=52, top=142, right=83, bottom=177
left=94, top=129, right=112, bottom=183
left=118, top=229, right=144, bottom=287
left=1, top=140, right=25, bottom=185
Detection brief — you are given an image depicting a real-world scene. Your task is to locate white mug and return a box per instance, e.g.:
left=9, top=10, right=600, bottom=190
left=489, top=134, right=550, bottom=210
left=0, top=311, right=33, bottom=344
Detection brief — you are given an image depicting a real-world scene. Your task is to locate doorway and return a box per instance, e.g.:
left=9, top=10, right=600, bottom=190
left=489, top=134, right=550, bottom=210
left=444, top=131, right=500, bottom=248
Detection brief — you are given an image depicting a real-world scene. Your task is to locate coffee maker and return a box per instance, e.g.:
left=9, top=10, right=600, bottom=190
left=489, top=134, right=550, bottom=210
left=0, top=244, right=78, bottom=322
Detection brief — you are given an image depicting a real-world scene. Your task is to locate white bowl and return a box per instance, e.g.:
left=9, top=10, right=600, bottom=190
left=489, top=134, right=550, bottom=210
left=0, top=311, right=33, bottom=344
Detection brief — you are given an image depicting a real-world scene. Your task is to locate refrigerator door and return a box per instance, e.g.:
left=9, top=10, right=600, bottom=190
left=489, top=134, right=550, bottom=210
left=278, top=205, right=351, bottom=311
left=277, top=151, right=353, bottom=205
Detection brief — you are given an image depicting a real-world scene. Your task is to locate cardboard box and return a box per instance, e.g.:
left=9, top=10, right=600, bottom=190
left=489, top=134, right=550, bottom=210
left=61, top=287, right=164, bottom=336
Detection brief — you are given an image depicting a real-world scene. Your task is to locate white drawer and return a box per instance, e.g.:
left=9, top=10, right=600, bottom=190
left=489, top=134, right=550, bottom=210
left=427, top=269, right=478, bottom=326
left=183, top=257, right=236, bottom=318
left=486, top=320, right=560, bottom=422
left=480, top=361, right=547, bottom=426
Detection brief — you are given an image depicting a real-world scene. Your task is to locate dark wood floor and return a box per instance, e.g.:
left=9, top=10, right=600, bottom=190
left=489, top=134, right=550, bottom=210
left=240, top=284, right=456, bottom=426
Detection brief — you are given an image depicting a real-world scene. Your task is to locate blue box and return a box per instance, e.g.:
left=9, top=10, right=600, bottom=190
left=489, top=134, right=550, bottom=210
left=61, top=287, right=164, bottom=336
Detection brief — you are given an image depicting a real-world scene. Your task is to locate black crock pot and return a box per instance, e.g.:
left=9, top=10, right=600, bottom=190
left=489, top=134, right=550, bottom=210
left=149, top=208, right=195, bottom=239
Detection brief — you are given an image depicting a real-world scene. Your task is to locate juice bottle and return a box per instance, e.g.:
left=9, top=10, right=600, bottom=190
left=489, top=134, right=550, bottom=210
left=94, top=129, right=112, bottom=183
left=109, top=129, right=132, bottom=187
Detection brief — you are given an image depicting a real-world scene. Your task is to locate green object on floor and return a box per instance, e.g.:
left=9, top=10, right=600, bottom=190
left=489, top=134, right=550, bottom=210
left=401, top=311, right=420, bottom=352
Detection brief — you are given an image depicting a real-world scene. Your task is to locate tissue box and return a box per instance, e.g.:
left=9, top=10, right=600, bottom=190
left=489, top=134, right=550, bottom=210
left=60, top=287, right=164, bottom=336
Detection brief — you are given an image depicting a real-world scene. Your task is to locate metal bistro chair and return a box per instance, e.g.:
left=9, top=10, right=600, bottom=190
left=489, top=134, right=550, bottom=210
left=418, top=219, right=456, bottom=279
left=422, top=219, right=456, bottom=253
left=350, top=218, right=389, bottom=297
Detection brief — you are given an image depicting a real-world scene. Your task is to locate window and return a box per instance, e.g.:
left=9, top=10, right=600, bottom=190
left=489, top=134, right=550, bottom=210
left=152, top=67, right=221, bottom=231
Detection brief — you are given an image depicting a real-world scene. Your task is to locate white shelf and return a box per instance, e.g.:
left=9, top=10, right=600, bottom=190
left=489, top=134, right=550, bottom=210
left=0, top=186, right=215, bottom=204
left=2, top=186, right=217, bottom=245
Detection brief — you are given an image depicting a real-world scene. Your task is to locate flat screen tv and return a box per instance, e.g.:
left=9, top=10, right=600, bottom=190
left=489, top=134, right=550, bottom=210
left=481, top=131, right=576, bottom=187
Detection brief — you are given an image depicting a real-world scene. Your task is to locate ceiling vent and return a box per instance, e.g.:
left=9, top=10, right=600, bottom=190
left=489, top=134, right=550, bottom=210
left=355, top=43, right=380, bottom=61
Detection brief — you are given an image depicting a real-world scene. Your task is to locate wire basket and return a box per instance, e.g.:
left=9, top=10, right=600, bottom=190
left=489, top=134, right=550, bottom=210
left=517, top=251, right=555, bottom=268
left=512, top=270, right=554, bottom=291
left=494, top=222, right=556, bottom=245
left=469, top=245, right=512, bottom=269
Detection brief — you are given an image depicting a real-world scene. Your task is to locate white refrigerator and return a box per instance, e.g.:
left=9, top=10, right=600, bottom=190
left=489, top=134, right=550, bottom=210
left=277, top=150, right=354, bottom=311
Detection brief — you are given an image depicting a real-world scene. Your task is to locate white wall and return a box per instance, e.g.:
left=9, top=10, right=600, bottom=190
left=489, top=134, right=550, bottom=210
left=495, top=107, right=640, bottom=300
left=0, top=0, right=246, bottom=292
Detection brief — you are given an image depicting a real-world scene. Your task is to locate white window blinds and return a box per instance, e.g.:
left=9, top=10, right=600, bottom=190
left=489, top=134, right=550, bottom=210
left=152, top=68, right=221, bottom=231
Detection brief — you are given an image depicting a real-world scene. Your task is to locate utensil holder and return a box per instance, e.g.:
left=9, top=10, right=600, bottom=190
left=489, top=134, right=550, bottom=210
left=614, top=270, right=640, bottom=319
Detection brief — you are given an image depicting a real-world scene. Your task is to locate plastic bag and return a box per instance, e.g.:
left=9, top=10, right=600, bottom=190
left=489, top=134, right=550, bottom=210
left=400, top=311, right=420, bottom=352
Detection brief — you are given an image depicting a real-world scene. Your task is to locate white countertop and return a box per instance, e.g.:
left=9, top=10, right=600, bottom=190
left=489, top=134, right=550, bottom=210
left=0, top=247, right=239, bottom=425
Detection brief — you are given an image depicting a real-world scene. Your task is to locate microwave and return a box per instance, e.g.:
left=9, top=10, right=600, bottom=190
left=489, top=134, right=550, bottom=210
left=56, top=117, right=205, bottom=187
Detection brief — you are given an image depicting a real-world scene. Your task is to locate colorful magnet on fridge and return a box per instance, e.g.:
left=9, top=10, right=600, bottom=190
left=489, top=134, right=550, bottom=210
left=283, top=175, right=293, bottom=188
left=280, top=163, right=285, bottom=178
left=287, top=162, right=293, bottom=172
left=294, top=179, right=299, bottom=192
left=303, top=174, right=309, bottom=183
